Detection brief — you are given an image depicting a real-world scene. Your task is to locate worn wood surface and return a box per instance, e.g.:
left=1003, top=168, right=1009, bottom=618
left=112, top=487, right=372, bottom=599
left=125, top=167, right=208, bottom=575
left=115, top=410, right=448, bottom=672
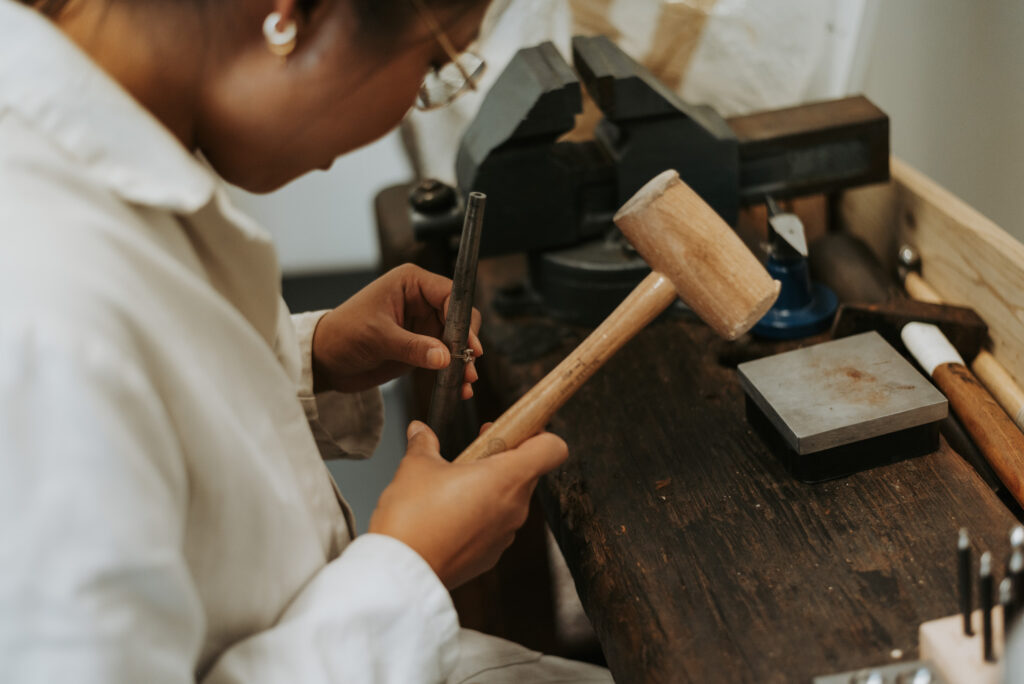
left=476, top=257, right=1019, bottom=683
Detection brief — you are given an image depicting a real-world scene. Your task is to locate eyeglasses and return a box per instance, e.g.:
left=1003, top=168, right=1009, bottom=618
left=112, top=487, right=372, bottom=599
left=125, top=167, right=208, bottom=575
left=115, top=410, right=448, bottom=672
left=409, top=0, right=487, bottom=111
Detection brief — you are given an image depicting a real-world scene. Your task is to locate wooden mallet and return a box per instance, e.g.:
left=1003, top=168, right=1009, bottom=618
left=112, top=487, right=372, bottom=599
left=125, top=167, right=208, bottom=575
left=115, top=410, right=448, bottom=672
left=454, top=170, right=781, bottom=463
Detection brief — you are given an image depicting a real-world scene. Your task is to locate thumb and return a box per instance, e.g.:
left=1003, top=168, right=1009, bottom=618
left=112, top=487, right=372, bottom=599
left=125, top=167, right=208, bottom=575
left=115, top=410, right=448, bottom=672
left=492, top=432, right=569, bottom=481
left=405, top=420, right=443, bottom=459
left=390, top=329, right=449, bottom=370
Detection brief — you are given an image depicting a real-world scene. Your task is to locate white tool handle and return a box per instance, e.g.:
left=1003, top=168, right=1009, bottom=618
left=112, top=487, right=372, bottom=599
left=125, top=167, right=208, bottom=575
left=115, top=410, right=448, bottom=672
left=901, top=322, right=965, bottom=376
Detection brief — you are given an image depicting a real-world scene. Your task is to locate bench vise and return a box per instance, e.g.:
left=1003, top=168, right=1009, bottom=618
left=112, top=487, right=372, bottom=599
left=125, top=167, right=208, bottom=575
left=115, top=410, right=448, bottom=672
left=411, top=35, right=889, bottom=326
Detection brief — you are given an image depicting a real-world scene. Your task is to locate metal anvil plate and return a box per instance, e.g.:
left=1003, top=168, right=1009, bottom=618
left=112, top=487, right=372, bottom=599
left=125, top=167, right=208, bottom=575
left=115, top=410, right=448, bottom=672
left=738, top=331, right=948, bottom=454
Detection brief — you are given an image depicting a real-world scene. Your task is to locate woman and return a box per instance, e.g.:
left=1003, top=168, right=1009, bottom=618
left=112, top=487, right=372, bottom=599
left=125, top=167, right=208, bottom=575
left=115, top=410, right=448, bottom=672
left=0, top=0, right=610, bottom=680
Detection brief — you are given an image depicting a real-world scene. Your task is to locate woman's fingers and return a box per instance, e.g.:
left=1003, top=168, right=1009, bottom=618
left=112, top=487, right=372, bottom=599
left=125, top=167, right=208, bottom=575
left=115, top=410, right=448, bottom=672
left=469, top=330, right=483, bottom=358
left=371, top=422, right=568, bottom=590
left=400, top=266, right=484, bottom=361
left=388, top=328, right=449, bottom=369
left=470, top=307, right=482, bottom=337
left=401, top=264, right=454, bottom=313
left=491, top=431, right=569, bottom=481
left=383, top=326, right=482, bottom=396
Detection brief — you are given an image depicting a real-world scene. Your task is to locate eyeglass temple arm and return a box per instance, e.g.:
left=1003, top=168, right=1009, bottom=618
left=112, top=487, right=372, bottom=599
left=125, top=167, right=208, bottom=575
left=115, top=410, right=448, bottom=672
left=408, top=0, right=477, bottom=90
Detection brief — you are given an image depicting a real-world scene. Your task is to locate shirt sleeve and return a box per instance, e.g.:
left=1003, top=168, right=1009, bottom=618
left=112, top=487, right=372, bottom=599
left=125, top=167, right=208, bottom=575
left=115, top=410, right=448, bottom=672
left=290, top=309, right=385, bottom=461
left=0, top=324, right=459, bottom=684
left=203, top=535, right=460, bottom=684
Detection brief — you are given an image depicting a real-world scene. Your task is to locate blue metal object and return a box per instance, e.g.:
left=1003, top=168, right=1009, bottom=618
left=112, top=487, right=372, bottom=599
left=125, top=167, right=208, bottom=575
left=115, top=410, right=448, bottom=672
left=753, top=197, right=838, bottom=340
left=753, top=254, right=838, bottom=339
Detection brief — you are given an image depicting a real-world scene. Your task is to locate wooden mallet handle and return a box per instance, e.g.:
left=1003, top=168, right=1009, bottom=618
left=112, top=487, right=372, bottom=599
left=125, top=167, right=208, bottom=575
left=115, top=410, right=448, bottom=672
left=456, top=271, right=677, bottom=462
left=454, top=171, right=779, bottom=463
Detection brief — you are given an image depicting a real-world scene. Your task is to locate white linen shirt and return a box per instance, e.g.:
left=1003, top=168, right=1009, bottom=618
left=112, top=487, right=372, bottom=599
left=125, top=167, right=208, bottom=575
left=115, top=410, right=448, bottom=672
left=0, top=2, right=460, bottom=681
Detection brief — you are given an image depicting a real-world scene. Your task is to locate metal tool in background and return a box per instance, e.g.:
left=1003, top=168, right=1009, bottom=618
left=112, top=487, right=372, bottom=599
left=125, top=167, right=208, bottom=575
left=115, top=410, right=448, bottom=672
left=751, top=196, right=838, bottom=339
left=962, top=527, right=1024, bottom=659
left=837, top=526, right=1024, bottom=684
left=998, top=578, right=1011, bottom=656
left=409, top=35, right=889, bottom=327
left=923, top=527, right=1024, bottom=681
left=980, top=551, right=995, bottom=664
left=427, top=191, right=485, bottom=454
left=960, top=528, right=974, bottom=637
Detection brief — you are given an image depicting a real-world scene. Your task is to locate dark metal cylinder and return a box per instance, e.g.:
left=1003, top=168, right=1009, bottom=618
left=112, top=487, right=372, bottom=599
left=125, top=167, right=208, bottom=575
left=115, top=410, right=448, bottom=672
left=981, top=552, right=994, bottom=663
left=959, top=529, right=973, bottom=636
left=427, top=192, right=486, bottom=455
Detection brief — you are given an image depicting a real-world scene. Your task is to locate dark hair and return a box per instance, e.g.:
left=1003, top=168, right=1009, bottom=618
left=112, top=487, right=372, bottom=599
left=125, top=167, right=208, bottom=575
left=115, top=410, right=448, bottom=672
left=21, top=0, right=487, bottom=40
left=349, top=0, right=486, bottom=40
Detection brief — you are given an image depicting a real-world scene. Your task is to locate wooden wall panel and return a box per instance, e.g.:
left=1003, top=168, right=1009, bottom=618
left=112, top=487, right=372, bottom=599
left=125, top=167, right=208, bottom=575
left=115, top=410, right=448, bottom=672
left=840, top=157, right=1024, bottom=394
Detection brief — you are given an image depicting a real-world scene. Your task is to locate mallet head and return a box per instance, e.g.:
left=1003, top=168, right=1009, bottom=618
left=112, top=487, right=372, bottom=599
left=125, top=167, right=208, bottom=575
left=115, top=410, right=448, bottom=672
left=614, top=170, right=781, bottom=340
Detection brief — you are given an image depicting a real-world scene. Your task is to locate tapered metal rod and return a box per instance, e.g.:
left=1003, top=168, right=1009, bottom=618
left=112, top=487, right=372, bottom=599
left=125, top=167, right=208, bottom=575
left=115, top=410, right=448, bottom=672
left=959, top=528, right=973, bottom=636
left=1002, top=578, right=1015, bottom=652
left=1011, top=546, right=1024, bottom=615
left=981, top=552, right=994, bottom=663
left=427, top=191, right=486, bottom=454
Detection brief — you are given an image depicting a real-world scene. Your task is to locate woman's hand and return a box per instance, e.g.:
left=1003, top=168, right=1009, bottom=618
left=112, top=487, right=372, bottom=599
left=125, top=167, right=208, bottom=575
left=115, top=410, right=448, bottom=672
left=369, top=421, right=569, bottom=589
left=311, top=264, right=482, bottom=394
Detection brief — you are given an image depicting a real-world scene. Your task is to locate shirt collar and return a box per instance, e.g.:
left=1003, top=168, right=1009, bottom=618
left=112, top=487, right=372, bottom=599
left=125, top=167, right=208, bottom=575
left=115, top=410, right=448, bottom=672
left=0, top=0, right=218, bottom=213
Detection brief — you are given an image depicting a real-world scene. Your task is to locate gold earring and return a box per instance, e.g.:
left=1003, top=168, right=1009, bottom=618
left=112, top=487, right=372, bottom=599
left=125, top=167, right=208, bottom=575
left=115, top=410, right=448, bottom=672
left=263, top=11, right=297, bottom=58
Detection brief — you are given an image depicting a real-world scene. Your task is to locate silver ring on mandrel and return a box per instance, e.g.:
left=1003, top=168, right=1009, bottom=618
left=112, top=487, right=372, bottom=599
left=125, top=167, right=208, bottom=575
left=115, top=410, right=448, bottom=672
left=453, top=349, right=475, bottom=363
left=263, top=12, right=297, bottom=58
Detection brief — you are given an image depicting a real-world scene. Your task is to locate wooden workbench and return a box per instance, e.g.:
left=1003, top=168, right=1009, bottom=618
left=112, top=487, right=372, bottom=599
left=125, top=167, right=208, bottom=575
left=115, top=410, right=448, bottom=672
left=375, top=158, right=1024, bottom=680
left=474, top=255, right=1018, bottom=683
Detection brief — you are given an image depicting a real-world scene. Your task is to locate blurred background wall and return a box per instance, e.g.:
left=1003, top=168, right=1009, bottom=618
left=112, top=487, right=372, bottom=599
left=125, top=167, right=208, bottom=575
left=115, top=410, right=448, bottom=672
left=227, top=0, right=1024, bottom=528
left=860, top=0, right=1024, bottom=245
left=226, top=132, right=409, bottom=274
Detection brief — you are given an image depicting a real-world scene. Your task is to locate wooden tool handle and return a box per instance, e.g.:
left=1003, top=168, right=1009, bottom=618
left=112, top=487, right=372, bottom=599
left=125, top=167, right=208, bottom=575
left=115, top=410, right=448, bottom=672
left=906, top=271, right=1024, bottom=431
left=973, top=352, right=1024, bottom=432
left=933, top=362, right=1024, bottom=505
left=904, top=271, right=944, bottom=304
left=454, top=271, right=678, bottom=463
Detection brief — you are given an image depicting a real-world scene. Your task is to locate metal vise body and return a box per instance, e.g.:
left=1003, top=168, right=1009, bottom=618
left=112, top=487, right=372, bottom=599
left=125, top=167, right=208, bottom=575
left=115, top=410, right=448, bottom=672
left=413, top=35, right=889, bottom=325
